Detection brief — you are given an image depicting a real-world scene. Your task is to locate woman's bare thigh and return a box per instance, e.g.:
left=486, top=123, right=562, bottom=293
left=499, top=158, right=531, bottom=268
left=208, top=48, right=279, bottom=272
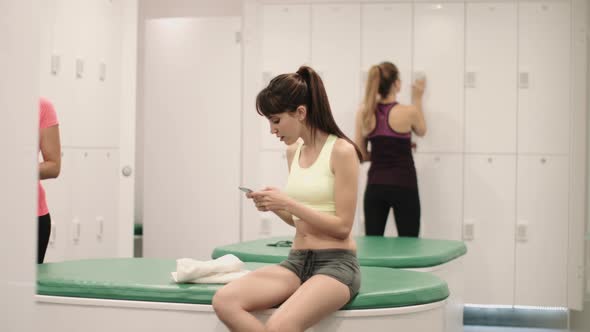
left=216, top=265, right=302, bottom=312
left=267, top=274, right=350, bottom=330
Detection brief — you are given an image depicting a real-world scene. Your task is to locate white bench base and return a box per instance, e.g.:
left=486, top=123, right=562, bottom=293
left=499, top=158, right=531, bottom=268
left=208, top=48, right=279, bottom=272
left=408, top=256, right=464, bottom=332
left=36, top=295, right=447, bottom=332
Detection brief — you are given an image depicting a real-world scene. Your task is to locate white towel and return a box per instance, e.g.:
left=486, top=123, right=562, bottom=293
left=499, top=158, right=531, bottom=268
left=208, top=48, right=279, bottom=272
left=171, top=270, right=250, bottom=284
left=171, top=254, right=250, bottom=284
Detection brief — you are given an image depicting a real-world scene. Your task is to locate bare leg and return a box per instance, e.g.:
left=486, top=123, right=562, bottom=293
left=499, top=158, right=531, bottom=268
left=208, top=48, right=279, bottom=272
left=212, top=265, right=301, bottom=332
left=265, top=275, right=350, bottom=332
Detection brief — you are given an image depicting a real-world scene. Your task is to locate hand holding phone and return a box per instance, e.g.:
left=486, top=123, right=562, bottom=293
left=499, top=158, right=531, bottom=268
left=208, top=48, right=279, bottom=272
left=238, top=186, right=253, bottom=193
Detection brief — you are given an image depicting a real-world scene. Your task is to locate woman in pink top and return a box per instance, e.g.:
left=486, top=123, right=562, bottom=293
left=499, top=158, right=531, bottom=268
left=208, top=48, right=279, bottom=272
left=38, top=98, right=61, bottom=263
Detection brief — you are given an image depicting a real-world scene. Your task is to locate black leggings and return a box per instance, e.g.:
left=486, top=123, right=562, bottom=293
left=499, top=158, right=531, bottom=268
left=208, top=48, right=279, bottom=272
left=38, top=213, right=51, bottom=264
left=364, top=184, right=420, bottom=237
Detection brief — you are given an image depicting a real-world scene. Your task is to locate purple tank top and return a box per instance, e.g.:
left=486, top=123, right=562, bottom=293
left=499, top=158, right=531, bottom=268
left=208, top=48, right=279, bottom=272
left=367, top=102, right=417, bottom=189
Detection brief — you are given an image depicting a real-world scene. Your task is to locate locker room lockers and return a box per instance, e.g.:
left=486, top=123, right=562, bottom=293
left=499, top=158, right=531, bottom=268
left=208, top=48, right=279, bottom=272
left=40, top=0, right=125, bottom=262
left=242, top=0, right=586, bottom=308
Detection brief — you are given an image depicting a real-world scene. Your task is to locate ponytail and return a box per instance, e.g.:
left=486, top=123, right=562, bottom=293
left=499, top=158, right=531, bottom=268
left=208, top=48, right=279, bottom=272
left=361, top=65, right=381, bottom=136
left=296, top=66, right=362, bottom=161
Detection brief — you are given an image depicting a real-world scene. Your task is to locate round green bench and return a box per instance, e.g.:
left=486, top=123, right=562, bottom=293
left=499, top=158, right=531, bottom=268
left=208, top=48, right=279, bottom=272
left=212, top=236, right=466, bottom=268
left=37, top=258, right=448, bottom=309
left=211, top=236, right=466, bottom=332
left=36, top=258, right=450, bottom=331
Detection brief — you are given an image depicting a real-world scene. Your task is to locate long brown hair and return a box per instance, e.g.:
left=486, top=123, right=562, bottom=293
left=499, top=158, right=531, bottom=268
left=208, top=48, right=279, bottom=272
left=361, top=62, right=399, bottom=136
left=256, top=65, right=362, bottom=160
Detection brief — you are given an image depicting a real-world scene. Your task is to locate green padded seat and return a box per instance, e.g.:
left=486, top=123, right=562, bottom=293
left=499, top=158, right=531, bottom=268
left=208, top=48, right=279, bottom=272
left=134, top=223, right=143, bottom=236
left=212, top=236, right=467, bottom=268
left=37, top=258, right=449, bottom=309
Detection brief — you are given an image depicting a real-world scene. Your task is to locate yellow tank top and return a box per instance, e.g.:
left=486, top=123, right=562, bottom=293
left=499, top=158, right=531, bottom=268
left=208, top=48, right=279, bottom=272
left=285, top=135, right=337, bottom=221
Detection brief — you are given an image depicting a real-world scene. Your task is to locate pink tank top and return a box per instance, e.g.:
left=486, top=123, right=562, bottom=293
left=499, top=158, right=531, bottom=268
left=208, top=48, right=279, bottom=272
left=38, top=98, right=59, bottom=216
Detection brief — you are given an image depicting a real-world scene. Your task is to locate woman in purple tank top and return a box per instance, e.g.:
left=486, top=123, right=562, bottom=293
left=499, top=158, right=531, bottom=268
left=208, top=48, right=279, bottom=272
left=354, top=62, right=426, bottom=237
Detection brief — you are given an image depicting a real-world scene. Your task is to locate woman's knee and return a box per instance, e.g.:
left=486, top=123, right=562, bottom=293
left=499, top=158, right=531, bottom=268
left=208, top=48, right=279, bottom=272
left=212, top=287, right=238, bottom=318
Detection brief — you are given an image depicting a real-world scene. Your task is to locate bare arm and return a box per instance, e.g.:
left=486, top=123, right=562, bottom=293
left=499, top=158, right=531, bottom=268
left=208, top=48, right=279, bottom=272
left=410, top=78, right=427, bottom=137
left=39, top=125, right=61, bottom=180
left=354, top=108, right=371, bottom=162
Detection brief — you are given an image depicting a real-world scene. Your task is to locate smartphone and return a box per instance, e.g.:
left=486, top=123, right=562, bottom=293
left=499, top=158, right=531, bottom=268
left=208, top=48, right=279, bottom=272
left=238, top=186, right=253, bottom=193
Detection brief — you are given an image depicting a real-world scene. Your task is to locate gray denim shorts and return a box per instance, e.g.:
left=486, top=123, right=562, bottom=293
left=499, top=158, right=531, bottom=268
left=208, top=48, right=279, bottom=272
left=279, top=248, right=361, bottom=302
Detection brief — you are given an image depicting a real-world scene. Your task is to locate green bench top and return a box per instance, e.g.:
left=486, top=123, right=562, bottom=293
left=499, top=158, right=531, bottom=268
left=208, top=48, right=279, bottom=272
left=212, top=236, right=467, bottom=268
left=37, top=258, right=449, bottom=309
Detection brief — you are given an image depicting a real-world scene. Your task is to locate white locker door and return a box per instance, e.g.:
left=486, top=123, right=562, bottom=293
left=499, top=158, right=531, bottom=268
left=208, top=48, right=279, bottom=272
left=360, top=3, right=413, bottom=105
left=413, top=3, right=464, bottom=153
left=463, top=155, right=516, bottom=305
left=41, top=0, right=134, bottom=261
left=311, top=4, right=361, bottom=139
left=92, top=149, right=119, bottom=258
left=66, top=150, right=97, bottom=260
left=465, top=3, right=517, bottom=154
left=72, top=0, right=101, bottom=148
left=414, top=153, right=463, bottom=240
left=94, top=0, right=121, bottom=149
left=260, top=4, right=311, bottom=150
left=261, top=4, right=310, bottom=75
left=518, top=1, right=570, bottom=154
left=39, top=0, right=57, bottom=101
left=515, top=156, right=569, bottom=307
left=143, top=18, right=241, bottom=260
left=49, top=0, right=78, bottom=147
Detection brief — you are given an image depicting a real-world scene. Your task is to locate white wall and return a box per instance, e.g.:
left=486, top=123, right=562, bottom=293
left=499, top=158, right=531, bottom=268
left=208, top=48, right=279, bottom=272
left=135, top=0, right=242, bottom=226
left=141, top=16, right=242, bottom=259
left=0, top=1, right=38, bottom=331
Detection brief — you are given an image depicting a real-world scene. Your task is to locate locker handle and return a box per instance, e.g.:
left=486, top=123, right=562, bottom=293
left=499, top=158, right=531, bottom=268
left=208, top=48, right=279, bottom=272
left=97, top=216, right=104, bottom=240
left=73, top=218, right=80, bottom=244
left=465, top=72, right=476, bottom=88
left=99, top=62, right=106, bottom=81
left=76, top=59, right=84, bottom=79
left=516, top=221, right=528, bottom=242
left=50, top=54, right=60, bottom=75
left=463, top=221, right=475, bottom=241
left=49, top=222, right=56, bottom=246
left=519, top=72, right=529, bottom=89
